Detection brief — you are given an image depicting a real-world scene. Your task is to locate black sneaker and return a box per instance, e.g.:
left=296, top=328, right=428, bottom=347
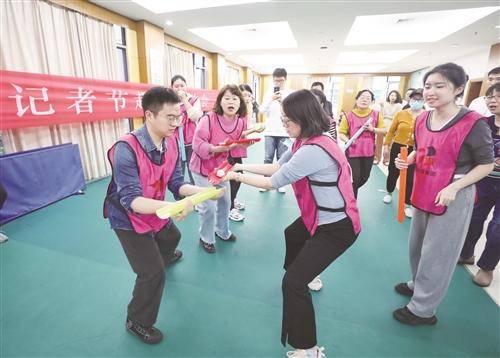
left=167, top=250, right=183, bottom=265
left=125, top=318, right=163, bottom=344
left=395, top=282, right=414, bottom=297
left=199, top=238, right=216, bottom=253
left=393, top=307, right=437, bottom=326
left=216, top=233, right=237, bottom=242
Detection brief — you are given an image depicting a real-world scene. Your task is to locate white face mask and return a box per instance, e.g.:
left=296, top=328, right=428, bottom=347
left=410, top=100, right=424, bottom=110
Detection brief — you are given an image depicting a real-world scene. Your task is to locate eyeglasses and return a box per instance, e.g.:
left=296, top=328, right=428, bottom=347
left=161, top=114, right=183, bottom=125
left=281, top=115, right=292, bottom=126
left=485, top=94, right=500, bottom=102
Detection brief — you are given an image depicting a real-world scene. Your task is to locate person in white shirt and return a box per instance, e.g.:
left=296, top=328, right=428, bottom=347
left=469, top=66, right=500, bottom=116
left=259, top=68, right=293, bottom=193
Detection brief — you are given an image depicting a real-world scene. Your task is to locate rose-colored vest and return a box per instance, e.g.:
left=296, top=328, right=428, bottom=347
left=190, top=111, right=246, bottom=176
left=176, top=96, right=199, bottom=145
left=346, top=110, right=379, bottom=157
left=411, top=110, right=483, bottom=215
left=104, top=133, right=179, bottom=234
left=291, top=135, right=361, bottom=236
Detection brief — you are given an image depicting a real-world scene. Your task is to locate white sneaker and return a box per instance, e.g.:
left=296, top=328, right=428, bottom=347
left=234, top=199, right=245, bottom=210
left=404, top=206, right=413, bottom=218
left=383, top=193, right=392, bottom=204
left=259, top=187, right=268, bottom=192
left=0, top=231, right=8, bottom=243
left=229, top=208, right=245, bottom=222
left=277, top=187, right=286, bottom=193
left=307, top=275, right=323, bottom=291
left=286, top=346, right=325, bottom=357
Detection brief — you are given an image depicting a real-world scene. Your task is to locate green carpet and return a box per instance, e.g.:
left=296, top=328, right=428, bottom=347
left=1, top=144, right=499, bottom=357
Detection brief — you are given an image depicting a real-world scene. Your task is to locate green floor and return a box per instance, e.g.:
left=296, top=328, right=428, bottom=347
left=1, top=145, right=499, bottom=358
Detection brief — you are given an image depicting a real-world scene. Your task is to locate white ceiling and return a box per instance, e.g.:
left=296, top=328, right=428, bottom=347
left=91, top=0, right=500, bottom=74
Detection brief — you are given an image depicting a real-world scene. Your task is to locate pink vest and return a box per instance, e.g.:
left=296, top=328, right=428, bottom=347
left=176, top=96, right=198, bottom=145
left=346, top=110, right=379, bottom=158
left=104, top=133, right=179, bottom=234
left=291, top=135, right=361, bottom=236
left=411, top=110, right=483, bottom=215
left=190, top=111, right=246, bottom=176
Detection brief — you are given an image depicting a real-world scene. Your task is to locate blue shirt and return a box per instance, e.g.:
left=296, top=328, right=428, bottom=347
left=107, top=125, right=188, bottom=231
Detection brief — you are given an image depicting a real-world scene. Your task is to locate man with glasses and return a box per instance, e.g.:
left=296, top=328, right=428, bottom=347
left=103, top=87, right=216, bottom=344
left=469, top=66, right=500, bottom=116
left=259, top=68, right=293, bottom=193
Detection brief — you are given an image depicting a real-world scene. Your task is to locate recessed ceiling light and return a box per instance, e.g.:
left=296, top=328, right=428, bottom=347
left=131, top=0, right=269, bottom=13
left=496, top=25, right=500, bottom=28
left=336, top=50, right=418, bottom=64
left=451, top=43, right=460, bottom=47
left=165, top=20, right=174, bottom=26
left=189, top=21, right=297, bottom=51
left=345, top=6, right=499, bottom=45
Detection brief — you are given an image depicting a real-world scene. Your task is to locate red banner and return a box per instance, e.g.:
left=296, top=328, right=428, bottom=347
left=0, top=70, right=217, bottom=130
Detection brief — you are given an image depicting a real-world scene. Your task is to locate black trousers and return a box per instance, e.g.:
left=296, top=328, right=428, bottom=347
left=0, top=182, right=7, bottom=209
left=114, top=222, right=181, bottom=327
left=229, top=157, right=243, bottom=210
left=347, top=156, right=374, bottom=198
left=386, top=142, right=414, bottom=205
left=281, top=217, right=357, bottom=349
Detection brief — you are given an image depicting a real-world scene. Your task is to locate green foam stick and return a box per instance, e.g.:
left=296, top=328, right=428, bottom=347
left=156, top=188, right=222, bottom=219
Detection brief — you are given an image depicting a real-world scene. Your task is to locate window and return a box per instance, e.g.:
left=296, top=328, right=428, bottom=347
left=193, top=53, right=207, bottom=88
left=327, top=77, right=342, bottom=116
left=114, top=25, right=128, bottom=82
left=372, top=76, right=401, bottom=102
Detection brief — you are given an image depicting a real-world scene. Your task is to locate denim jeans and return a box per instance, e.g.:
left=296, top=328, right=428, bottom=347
left=192, top=172, right=232, bottom=244
left=264, top=136, right=289, bottom=164
left=461, top=177, right=500, bottom=271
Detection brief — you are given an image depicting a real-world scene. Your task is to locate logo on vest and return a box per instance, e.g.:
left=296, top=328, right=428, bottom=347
left=416, top=146, right=437, bottom=177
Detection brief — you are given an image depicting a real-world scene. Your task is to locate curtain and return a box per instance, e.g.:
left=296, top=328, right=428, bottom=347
left=225, top=66, right=240, bottom=86
left=164, top=44, right=194, bottom=86
left=0, top=0, right=128, bottom=180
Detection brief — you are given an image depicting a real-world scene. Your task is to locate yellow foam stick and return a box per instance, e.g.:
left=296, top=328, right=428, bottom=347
left=156, top=188, right=222, bottom=219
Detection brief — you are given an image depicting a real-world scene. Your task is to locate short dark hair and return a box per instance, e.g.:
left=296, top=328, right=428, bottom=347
left=406, top=88, right=416, bottom=93
left=282, top=90, right=330, bottom=138
left=409, top=88, right=424, bottom=99
left=142, top=87, right=180, bottom=116
left=170, top=75, right=187, bottom=86
left=311, top=81, right=324, bottom=91
left=272, top=68, right=287, bottom=78
left=488, top=67, right=500, bottom=77
left=485, top=82, right=500, bottom=96
left=238, top=84, right=253, bottom=94
left=386, top=90, right=402, bottom=103
left=213, top=84, right=247, bottom=118
left=423, top=62, right=467, bottom=98
left=355, top=89, right=375, bottom=101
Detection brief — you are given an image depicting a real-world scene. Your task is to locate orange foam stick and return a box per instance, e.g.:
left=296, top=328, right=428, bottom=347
left=397, top=146, right=408, bottom=223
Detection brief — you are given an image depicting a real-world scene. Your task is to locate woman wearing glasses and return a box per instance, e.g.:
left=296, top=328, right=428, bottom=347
left=223, top=90, right=360, bottom=357
left=459, top=82, right=500, bottom=287
left=338, top=89, right=385, bottom=197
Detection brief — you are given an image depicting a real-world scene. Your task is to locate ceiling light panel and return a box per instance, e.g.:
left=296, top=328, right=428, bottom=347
left=345, top=6, right=499, bottom=45
left=239, top=54, right=304, bottom=67
left=189, top=21, right=297, bottom=51
left=331, top=65, right=386, bottom=73
left=131, top=0, right=269, bottom=14
left=336, top=50, right=418, bottom=64
left=257, top=66, right=309, bottom=74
